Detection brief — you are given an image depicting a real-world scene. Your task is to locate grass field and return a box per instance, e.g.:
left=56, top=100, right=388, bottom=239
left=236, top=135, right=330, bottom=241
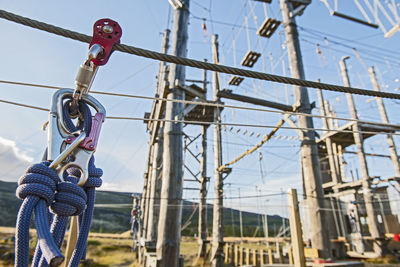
left=0, top=227, right=273, bottom=267
left=1, top=227, right=398, bottom=266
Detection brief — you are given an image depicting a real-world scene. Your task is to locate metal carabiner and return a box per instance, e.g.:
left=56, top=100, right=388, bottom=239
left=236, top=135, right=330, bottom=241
left=47, top=88, right=106, bottom=186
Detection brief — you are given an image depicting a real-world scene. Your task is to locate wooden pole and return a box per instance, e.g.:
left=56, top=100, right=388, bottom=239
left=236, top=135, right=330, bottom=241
left=317, top=88, right=341, bottom=185
left=260, top=249, right=265, bottom=265
left=253, top=248, right=258, bottom=266
left=268, top=248, right=273, bottom=264
left=197, top=60, right=209, bottom=260
left=146, top=126, right=164, bottom=242
left=368, top=66, right=400, bottom=178
left=239, top=189, right=243, bottom=241
left=287, top=188, right=306, bottom=267
left=140, top=151, right=152, bottom=248
left=211, top=34, right=224, bottom=267
left=340, top=57, right=383, bottom=256
left=280, top=0, right=331, bottom=258
left=146, top=29, right=170, bottom=244
left=156, top=1, right=190, bottom=266
left=245, top=248, right=250, bottom=265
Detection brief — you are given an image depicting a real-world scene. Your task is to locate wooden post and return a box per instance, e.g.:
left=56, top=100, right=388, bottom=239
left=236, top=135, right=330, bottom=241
left=234, top=245, right=239, bottom=266
left=146, top=126, right=164, bottom=242
left=268, top=248, right=273, bottom=264
left=287, top=188, right=306, bottom=267
left=280, top=0, right=331, bottom=258
left=260, top=249, right=265, bottom=265
left=211, top=34, right=224, bottom=267
left=369, top=66, right=400, bottom=178
left=317, top=88, right=341, bottom=185
left=140, top=154, right=152, bottom=240
left=340, top=57, right=383, bottom=256
left=156, top=1, right=190, bottom=266
left=239, top=246, right=244, bottom=266
left=253, top=248, right=258, bottom=266
left=197, top=61, right=209, bottom=260
left=224, top=244, right=229, bottom=263
left=147, top=28, right=171, bottom=243
left=246, top=248, right=250, bottom=265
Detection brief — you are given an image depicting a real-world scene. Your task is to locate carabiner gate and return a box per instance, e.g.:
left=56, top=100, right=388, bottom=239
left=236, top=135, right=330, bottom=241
left=47, top=88, right=106, bottom=186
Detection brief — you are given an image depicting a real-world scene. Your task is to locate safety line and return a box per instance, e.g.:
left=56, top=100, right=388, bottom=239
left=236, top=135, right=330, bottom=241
left=2, top=80, right=400, bottom=130
left=1, top=9, right=400, bottom=99
left=2, top=97, right=400, bottom=138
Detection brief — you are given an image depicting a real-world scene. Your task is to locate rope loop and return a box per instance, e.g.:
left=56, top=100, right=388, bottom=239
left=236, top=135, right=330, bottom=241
left=63, top=99, right=92, bottom=135
left=16, top=162, right=59, bottom=205
left=51, top=181, right=87, bottom=217
left=84, top=157, right=103, bottom=189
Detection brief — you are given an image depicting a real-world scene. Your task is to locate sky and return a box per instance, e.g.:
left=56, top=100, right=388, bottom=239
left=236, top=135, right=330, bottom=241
left=1, top=0, right=400, bottom=216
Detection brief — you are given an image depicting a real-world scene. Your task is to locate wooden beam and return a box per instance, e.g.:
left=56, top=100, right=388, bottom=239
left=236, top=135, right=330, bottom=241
left=217, top=89, right=293, bottom=111
left=332, top=11, right=379, bottom=29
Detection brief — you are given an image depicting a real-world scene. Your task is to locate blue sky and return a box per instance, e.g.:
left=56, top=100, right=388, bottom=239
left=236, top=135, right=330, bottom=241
left=1, top=0, right=400, bottom=215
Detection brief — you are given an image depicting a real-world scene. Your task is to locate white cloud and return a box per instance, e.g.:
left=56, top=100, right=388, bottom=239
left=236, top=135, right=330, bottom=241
left=0, top=137, right=34, bottom=182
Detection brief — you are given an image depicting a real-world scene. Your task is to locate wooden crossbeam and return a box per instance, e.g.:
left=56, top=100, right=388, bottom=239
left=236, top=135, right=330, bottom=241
left=183, top=187, right=201, bottom=191
left=228, top=76, right=244, bottom=86
left=332, top=11, right=379, bottom=29
left=217, top=89, right=293, bottom=111
left=241, top=51, right=261, bottom=68
left=257, top=18, right=281, bottom=38
left=185, top=146, right=201, bottom=163
left=253, top=0, right=272, bottom=3
left=184, top=164, right=200, bottom=181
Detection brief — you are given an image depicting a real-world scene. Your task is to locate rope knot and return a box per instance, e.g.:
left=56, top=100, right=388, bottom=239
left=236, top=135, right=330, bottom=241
left=51, top=180, right=87, bottom=217
left=16, top=162, right=59, bottom=205
left=84, top=157, right=103, bottom=188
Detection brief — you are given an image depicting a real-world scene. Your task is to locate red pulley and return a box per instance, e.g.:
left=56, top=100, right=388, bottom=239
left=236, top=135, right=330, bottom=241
left=89, top=18, right=122, bottom=66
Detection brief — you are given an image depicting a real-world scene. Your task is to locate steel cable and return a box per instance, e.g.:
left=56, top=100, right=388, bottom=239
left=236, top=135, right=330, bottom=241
left=2, top=9, right=400, bottom=99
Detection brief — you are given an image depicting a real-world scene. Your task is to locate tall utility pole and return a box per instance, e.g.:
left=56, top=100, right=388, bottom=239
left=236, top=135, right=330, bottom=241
left=317, top=88, right=340, bottom=186
left=197, top=62, right=209, bottom=260
left=146, top=126, right=164, bottom=242
left=156, top=1, right=190, bottom=266
left=280, top=0, right=331, bottom=258
left=211, top=34, right=224, bottom=267
left=340, top=58, right=383, bottom=256
left=146, top=29, right=170, bottom=244
left=369, top=66, right=400, bottom=178
left=141, top=148, right=153, bottom=240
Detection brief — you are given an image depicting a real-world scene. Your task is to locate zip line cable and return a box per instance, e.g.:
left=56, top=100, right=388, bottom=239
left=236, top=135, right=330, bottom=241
left=1, top=10, right=400, bottom=100
left=2, top=97, right=400, bottom=138
left=2, top=80, right=400, bottom=130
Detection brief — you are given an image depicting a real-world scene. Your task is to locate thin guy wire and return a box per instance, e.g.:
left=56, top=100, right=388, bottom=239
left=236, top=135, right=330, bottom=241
left=1, top=9, right=400, bottom=99
left=2, top=97, right=400, bottom=138
left=2, top=80, right=400, bottom=130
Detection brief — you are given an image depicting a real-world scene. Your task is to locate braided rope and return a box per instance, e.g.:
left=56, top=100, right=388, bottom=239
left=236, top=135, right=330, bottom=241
left=15, top=98, right=103, bottom=267
left=1, top=9, right=400, bottom=100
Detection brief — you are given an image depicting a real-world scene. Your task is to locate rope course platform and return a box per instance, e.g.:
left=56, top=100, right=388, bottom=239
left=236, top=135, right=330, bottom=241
left=257, top=18, right=281, bottom=38
left=228, top=76, right=244, bottom=86
left=241, top=51, right=261, bottom=68
left=317, top=121, right=400, bottom=150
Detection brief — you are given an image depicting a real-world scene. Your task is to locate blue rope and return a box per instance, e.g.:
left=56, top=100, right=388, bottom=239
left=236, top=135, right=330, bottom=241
left=15, top=99, right=103, bottom=267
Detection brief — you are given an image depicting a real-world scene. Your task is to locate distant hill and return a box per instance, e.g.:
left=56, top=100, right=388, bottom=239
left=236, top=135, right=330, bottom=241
left=0, top=180, right=286, bottom=236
